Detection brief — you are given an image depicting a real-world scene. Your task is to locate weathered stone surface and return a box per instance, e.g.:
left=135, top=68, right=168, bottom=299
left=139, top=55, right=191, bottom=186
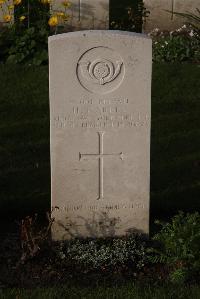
left=49, top=30, right=152, bottom=240
left=143, top=0, right=199, bottom=32
left=52, top=0, right=109, bottom=30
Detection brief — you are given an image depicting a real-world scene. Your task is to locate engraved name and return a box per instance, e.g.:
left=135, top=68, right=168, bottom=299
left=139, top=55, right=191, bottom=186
left=52, top=97, right=150, bottom=129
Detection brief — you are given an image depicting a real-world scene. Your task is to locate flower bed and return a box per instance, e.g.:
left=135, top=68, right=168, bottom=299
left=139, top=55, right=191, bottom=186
left=149, top=25, right=200, bottom=63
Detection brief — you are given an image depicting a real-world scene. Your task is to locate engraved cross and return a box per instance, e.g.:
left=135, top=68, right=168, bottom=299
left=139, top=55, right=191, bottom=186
left=79, top=132, right=124, bottom=200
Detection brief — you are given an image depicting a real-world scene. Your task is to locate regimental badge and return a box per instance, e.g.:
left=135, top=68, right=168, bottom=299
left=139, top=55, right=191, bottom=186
left=77, top=47, right=125, bottom=94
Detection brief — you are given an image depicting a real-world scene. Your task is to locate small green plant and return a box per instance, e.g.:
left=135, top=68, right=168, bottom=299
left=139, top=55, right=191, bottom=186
left=56, top=234, right=148, bottom=273
left=148, top=211, right=200, bottom=284
left=19, top=212, right=53, bottom=264
left=0, top=0, right=72, bottom=65
left=0, top=26, right=14, bottom=62
left=150, top=25, right=200, bottom=63
left=110, top=0, right=149, bottom=33
left=168, top=8, right=200, bottom=33
left=6, top=26, right=49, bottom=65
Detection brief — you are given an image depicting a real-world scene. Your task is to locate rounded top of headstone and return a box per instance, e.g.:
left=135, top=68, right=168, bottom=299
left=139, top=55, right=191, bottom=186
left=48, top=30, right=152, bottom=43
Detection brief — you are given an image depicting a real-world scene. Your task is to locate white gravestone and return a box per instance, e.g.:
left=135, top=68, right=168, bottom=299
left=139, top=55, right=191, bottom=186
left=52, top=0, right=109, bottom=30
left=143, top=0, right=199, bottom=32
left=49, top=30, right=152, bottom=240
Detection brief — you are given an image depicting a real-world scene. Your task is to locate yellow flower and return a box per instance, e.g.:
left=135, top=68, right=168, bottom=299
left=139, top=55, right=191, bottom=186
left=19, top=15, right=26, bottom=22
left=8, top=5, right=14, bottom=10
left=3, top=14, right=12, bottom=22
left=63, top=14, right=70, bottom=21
left=48, top=15, right=58, bottom=27
left=14, top=0, right=22, bottom=5
left=41, top=0, right=51, bottom=4
left=56, top=12, right=65, bottom=17
left=61, top=0, right=71, bottom=8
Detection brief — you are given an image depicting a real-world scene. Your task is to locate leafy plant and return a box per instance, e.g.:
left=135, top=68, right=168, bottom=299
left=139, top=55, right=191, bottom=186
left=167, top=8, right=200, bottom=33
left=19, top=212, right=53, bottom=264
left=110, top=0, right=149, bottom=33
left=148, top=212, right=200, bottom=284
left=6, top=26, right=49, bottom=65
left=14, top=0, right=50, bottom=28
left=150, top=25, right=200, bottom=63
left=56, top=234, right=148, bottom=273
left=0, top=0, right=72, bottom=64
left=0, top=26, right=14, bottom=62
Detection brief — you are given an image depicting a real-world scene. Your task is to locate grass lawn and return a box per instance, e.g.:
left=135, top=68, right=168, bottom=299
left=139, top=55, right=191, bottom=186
left=151, top=64, right=200, bottom=218
left=0, top=63, right=200, bottom=223
left=1, top=283, right=200, bottom=299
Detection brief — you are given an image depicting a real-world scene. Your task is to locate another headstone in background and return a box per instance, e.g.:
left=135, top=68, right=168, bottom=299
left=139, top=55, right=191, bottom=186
left=143, top=0, right=199, bottom=32
left=52, top=0, right=109, bottom=30
left=49, top=30, right=152, bottom=240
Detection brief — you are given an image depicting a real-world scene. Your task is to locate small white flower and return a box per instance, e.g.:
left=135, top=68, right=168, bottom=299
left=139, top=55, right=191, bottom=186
left=165, top=41, right=168, bottom=45
left=154, top=41, right=158, bottom=44
left=182, top=24, right=186, bottom=29
left=189, top=30, right=194, bottom=37
left=161, top=45, right=165, bottom=48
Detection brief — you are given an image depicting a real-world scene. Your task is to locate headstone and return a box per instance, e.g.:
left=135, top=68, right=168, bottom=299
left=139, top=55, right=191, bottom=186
left=52, top=0, right=109, bottom=30
left=143, top=0, right=199, bottom=32
left=49, top=30, right=152, bottom=240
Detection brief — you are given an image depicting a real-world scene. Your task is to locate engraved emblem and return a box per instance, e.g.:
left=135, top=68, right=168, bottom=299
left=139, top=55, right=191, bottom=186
left=77, top=47, right=125, bottom=94
left=79, top=59, right=123, bottom=85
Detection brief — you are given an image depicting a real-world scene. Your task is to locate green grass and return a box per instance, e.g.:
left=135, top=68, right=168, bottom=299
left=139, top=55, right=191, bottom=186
left=0, top=65, right=50, bottom=219
left=1, top=283, right=200, bottom=299
left=0, top=64, right=200, bottom=221
left=151, top=64, right=200, bottom=218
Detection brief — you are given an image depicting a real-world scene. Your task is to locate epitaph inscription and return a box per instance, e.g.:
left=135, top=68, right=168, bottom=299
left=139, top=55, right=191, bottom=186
left=49, top=31, right=152, bottom=240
